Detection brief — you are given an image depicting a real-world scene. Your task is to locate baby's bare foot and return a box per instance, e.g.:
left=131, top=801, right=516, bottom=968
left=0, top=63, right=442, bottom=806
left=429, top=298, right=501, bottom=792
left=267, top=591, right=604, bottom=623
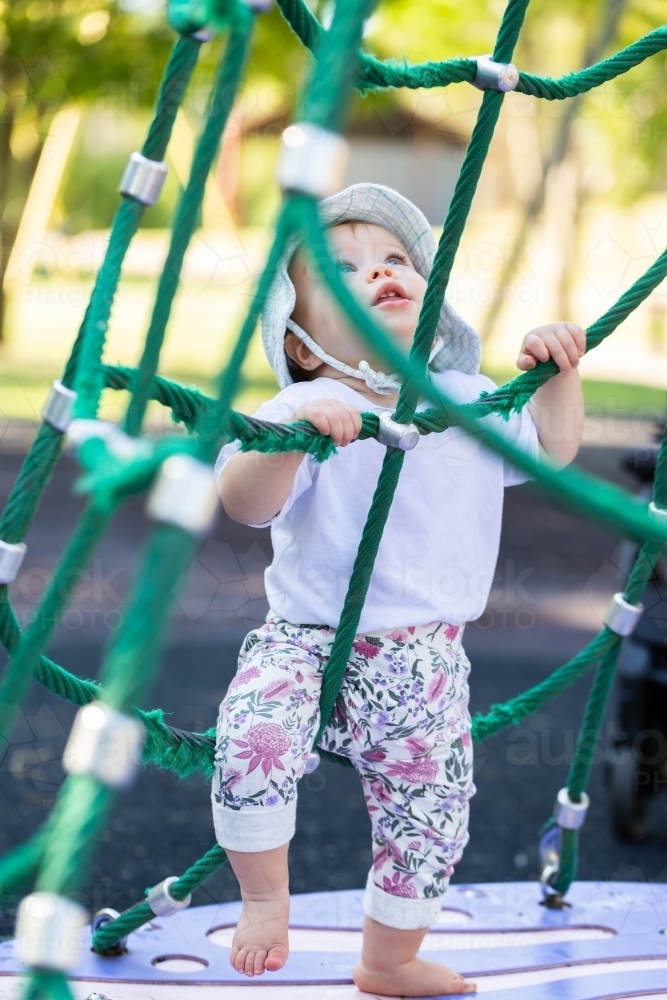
left=354, top=955, right=477, bottom=996
left=230, top=892, right=290, bottom=977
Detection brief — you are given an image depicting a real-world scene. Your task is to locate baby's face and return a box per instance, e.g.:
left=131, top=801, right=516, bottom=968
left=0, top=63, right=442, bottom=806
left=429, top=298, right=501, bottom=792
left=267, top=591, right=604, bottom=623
left=288, top=222, right=427, bottom=374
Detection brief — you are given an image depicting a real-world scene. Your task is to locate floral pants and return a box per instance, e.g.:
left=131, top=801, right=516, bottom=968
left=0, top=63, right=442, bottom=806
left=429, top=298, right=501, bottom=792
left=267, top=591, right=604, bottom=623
left=212, top=617, right=475, bottom=930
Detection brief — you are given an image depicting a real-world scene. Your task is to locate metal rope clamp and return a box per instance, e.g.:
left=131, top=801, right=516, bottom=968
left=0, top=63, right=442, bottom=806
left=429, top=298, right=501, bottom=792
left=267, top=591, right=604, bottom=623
left=277, top=122, right=349, bottom=199
left=191, top=27, right=214, bottom=41
left=63, top=701, right=145, bottom=789
left=147, top=877, right=192, bottom=918
left=91, top=907, right=128, bottom=956
left=473, top=55, right=519, bottom=92
left=119, top=152, right=168, bottom=206
left=377, top=412, right=420, bottom=451
left=16, top=891, right=88, bottom=971
left=538, top=821, right=562, bottom=900
left=42, top=379, right=77, bottom=432
left=0, top=539, right=27, bottom=584
left=554, top=786, right=590, bottom=830
left=146, top=454, right=219, bottom=536
left=649, top=500, right=667, bottom=527
left=67, top=419, right=152, bottom=462
left=539, top=787, right=589, bottom=905
left=603, top=592, right=643, bottom=636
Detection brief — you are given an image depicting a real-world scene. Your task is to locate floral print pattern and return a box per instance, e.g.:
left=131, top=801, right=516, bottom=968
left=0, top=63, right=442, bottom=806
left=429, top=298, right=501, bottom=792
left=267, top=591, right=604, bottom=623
left=213, top=617, right=475, bottom=906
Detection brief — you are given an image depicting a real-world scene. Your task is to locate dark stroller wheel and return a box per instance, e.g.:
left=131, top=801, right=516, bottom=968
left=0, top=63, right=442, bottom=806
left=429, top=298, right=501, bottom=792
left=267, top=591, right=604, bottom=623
left=610, top=748, right=649, bottom=842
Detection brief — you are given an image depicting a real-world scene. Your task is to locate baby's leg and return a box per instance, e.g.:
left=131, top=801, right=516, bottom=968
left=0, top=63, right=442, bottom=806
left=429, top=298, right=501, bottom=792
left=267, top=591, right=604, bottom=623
left=226, top=843, right=290, bottom=977
left=355, top=916, right=476, bottom=996
left=211, top=620, right=326, bottom=977
left=344, top=628, right=476, bottom=995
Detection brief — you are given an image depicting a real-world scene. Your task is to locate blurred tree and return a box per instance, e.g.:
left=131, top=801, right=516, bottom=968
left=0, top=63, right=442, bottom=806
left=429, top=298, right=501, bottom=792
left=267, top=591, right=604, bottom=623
left=0, top=0, right=173, bottom=341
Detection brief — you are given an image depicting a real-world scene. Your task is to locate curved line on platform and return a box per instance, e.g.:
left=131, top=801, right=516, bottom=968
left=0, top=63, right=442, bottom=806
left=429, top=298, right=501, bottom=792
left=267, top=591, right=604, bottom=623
left=473, top=957, right=667, bottom=992
left=207, top=922, right=615, bottom=952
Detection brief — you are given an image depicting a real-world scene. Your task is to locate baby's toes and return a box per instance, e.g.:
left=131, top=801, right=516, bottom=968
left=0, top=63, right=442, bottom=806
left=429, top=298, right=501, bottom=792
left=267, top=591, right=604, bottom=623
left=232, top=947, right=248, bottom=974
left=253, top=949, right=268, bottom=976
left=243, top=949, right=260, bottom=977
left=265, top=943, right=288, bottom=972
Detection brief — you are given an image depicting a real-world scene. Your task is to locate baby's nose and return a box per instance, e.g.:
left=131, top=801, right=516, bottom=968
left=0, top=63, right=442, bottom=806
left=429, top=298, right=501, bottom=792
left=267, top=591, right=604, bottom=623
left=367, top=262, right=395, bottom=281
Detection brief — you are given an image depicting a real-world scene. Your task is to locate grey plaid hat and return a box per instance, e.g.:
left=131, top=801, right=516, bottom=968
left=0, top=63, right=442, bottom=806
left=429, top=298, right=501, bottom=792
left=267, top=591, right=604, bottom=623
left=261, top=182, right=481, bottom=389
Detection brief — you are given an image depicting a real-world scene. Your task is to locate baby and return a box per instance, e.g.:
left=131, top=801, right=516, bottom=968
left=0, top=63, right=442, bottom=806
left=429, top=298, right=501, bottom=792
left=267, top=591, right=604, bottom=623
left=212, top=183, right=584, bottom=996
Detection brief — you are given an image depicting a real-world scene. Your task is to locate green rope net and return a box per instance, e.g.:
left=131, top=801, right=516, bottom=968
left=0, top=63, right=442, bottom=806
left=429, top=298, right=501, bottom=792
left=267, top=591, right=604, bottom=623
left=2, top=0, right=667, bottom=990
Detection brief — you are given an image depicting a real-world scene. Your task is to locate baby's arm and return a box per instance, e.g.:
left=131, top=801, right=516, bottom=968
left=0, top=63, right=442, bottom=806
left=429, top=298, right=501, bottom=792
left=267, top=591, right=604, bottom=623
left=518, top=322, right=586, bottom=468
left=219, top=399, right=361, bottom=525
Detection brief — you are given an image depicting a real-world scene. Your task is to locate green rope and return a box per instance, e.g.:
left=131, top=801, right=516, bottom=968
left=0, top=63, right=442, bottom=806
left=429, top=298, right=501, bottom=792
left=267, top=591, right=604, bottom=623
left=0, top=501, right=112, bottom=743
left=546, top=426, right=667, bottom=898
left=480, top=244, right=667, bottom=419
left=198, top=198, right=300, bottom=463
left=124, top=7, right=253, bottom=437
left=71, top=35, right=202, bottom=420
left=0, top=34, right=201, bottom=750
left=23, top=972, right=73, bottom=1000
left=550, top=642, right=621, bottom=896
left=567, top=643, right=621, bottom=804
left=470, top=629, right=618, bottom=741
left=300, top=197, right=667, bottom=544
left=91, top=844, right=227, bottom=952
left=517, top=28, right=667, bottom=99
left=0, top=425, right=65, bottom=544
left=312, top=0, right=532, bottom=747
left=276, top=0, right=667, bottom=102
left=0, top=821, right=52, bottom=902
left=36, top=776, right=115, bottom=897
left=302, top=0, right=377, bottom=131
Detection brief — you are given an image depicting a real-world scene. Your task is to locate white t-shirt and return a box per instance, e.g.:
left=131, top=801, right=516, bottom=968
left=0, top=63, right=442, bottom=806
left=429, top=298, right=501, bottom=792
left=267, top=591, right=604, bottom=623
left=215, top=372, right=540, bottom=632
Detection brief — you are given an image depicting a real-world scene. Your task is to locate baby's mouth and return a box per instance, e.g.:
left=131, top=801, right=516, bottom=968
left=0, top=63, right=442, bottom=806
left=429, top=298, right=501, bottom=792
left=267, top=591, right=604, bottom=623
left=373, top=281, right=410, bottom=308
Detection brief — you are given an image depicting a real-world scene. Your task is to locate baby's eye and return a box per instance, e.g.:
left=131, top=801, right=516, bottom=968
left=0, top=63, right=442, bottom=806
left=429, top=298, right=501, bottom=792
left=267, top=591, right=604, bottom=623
left=386, top=254, right=407, bottom=266
left=337, top=260, right=356, bottom=274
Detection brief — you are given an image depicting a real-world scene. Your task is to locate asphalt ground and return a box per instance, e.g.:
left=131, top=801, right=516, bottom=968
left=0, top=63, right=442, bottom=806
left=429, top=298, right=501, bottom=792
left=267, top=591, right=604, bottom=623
left=1, top=424, right=666, bottom=936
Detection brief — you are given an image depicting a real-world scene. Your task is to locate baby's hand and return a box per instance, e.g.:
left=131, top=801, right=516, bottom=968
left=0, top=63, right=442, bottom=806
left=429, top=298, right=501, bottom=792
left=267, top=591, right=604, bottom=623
left=290, top=399, right=362, bottom=446
left=517, top=322, right=586, bottom=374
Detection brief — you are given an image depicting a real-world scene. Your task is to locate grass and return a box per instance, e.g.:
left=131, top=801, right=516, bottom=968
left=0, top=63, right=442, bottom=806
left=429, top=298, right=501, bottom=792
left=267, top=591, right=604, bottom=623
left=482, top=369, right=667, bottom=418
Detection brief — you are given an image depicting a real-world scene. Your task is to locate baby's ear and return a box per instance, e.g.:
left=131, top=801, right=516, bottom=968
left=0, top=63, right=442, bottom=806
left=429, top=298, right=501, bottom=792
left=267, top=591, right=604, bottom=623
left=284, top=331, right=320, bottom=373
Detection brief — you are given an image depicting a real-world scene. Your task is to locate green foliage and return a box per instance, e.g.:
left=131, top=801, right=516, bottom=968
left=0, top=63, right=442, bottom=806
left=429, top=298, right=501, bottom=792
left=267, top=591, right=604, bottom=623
left=0, top=1, right=173, bottom=108
left=0, top=0, right=176, bottom=333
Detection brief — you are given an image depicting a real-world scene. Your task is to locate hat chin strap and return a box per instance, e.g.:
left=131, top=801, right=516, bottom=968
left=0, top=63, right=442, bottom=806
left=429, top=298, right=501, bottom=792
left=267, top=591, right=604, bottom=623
left=285, top=319, right=444, bottom=396
left=285, top=318, right=401, bottom=395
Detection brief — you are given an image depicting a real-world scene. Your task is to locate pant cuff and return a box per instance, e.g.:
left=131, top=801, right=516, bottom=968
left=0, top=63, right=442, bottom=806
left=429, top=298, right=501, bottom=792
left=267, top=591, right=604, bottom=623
left=212, top=796, right=296, bottom=853
left=363, top=871, right=448, bottom=930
